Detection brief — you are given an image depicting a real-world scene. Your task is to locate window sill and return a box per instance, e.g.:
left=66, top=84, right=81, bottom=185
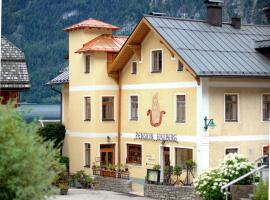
left=131, top=72, right=137, bottom=75
left=84, top=119, right=91, bottom=122
left=130, top=118, right=138, bottom=121
left=84, top=165, right=91, bottom=168
left=225, top=120, right=238, bottom=122
left=151, top=71, right=162, bottom=73
left=176, top=121, right=185, bottom=123
left=102, top=119, right=115, bottom=122
left=126, top=163, right=142, bottom=167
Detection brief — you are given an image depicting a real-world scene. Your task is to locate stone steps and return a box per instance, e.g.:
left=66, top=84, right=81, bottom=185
left=240, top=193, right=254, bottom=200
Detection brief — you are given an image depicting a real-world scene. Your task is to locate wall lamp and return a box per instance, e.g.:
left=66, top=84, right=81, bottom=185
left=204, top=117, right=216, bottom=131
left=107, top=136, right=111, bottom=143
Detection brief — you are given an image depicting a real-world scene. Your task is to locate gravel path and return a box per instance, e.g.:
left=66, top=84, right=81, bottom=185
left=50, top=188, right=151, bottom=200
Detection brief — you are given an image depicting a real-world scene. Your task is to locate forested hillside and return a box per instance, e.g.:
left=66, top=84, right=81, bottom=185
left=2, top=0, right=269, bottom=103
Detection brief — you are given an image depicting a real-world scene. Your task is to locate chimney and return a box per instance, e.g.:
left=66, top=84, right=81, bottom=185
left=231, top=16, right=241, bottom=29
left=205, top=0, right=224, bottom=27
left=263, top=6, right=270, bottom=23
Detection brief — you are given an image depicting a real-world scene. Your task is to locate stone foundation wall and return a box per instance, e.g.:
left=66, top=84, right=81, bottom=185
left=93, top=176, right=132, bottom=193
left=144, top=184, right=201, bottom=200
left=231, top=185, right=255, bottom=200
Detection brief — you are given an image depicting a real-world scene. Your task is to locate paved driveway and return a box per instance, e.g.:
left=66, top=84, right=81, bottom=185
left=50, top=188, right=151, bottom=200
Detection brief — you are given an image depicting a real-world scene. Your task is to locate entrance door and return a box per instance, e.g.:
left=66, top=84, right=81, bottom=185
left=163, top=147, right=170, bottom=167
left=160, top=146, right=170, bottom=181
left=100, top=144, right=115, bottom=166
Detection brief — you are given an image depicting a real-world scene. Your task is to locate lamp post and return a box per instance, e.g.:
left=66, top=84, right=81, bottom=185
left=204, top=117, right=216, bottom=131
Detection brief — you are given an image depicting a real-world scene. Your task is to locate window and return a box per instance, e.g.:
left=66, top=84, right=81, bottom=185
left=263, top=146, right=269, bottom=156
left=102, top=96, right=114, bottom=121
left=84, top=143, right=91, bottom=167
left=225, top=147, right=238, bottom=155
left=263, top=94, right=270, bottom=121
left=126, top=144, right=142, bottom=165
left=130, top=96, right=138, bottom=120
left=176, top=95, right=186, bottom=123
left=225, top=94, right=238, bottom=122
left=84, top=97, right=91, bottom=121
left=151, top=50, right=162, bottom=73
left=131, top=62, right=137, bottom=74
left=175, top=148, right=193, bottom=166
left=177, top=60, right=183, bottom=71
left=85, top=55, right=90, bottom=73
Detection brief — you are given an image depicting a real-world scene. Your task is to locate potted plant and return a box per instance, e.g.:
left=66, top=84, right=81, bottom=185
left=56, top=170, right=70, bottom=195
left=173, top=165, right=182, bottom=185
left=59, top=183, right=69, bottom=195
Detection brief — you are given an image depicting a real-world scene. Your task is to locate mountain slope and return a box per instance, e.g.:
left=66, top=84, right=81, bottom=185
left=2, top=0, right=269, bottom=103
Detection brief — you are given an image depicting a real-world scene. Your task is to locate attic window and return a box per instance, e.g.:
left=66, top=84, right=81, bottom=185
left=131, top=62, right=137, bottom=74
left=151, top=50, right=162, bottom=73
left=177, top=60, right=184, bottom=71
left=85, top=55, right=90, bottom=73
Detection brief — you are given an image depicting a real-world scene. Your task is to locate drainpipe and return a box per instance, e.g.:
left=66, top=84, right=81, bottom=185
left=50, top=85, right=62, bottom=124
left=117, top=71, right=122, bottom=165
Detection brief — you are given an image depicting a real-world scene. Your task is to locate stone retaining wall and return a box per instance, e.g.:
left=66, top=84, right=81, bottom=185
left=93, top=176, right=132, bottom=193
left=231, top=185, right=255, bottom=200
left=144, top=183, right=201, bottom=200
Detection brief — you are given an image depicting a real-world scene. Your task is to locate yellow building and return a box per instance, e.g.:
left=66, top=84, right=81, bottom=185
left=49, top=2, right=270, bottom=181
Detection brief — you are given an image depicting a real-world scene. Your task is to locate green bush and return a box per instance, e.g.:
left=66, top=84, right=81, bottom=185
left=254, top=178, right=268, bottom=200
left=195, top=154, right=255, bottom=200
left=38, top=123, right=66, bottom=150
left=59, top=156, right=69, bottom=172
left=73, top=170, right=92, bottom=188
left=0, top=103, right=61, bottom=200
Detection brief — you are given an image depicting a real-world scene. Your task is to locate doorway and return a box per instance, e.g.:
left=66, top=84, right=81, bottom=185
left=160, top=146, right=170, bottom=181
left=100, top=144, right=115, bottom=166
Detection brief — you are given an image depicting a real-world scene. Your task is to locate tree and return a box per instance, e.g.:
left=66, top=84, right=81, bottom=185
left=0, top=103, right=61, bottom=200
left=38, top=123, right=66, bottom=150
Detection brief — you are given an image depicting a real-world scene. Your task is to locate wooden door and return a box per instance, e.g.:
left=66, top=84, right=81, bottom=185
left=100, top=144, right=115, bottom=166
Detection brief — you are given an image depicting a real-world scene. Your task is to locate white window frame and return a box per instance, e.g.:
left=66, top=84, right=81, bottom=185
left=150, top=49, right=163, bottom=73
left=173, top=146, right=194, bottom=167
left=174, top=93, right=186, bottom=123
left=125, top=142, right=143, bottom=167
left=129, top=94, right=139, bottom=121
left=224, top=93, right=240, bottom=123
left=131, top=61, right=138, bottom=75
left=224, top=146, right=240, bottom=156
left=83, top=142, right=91, bottom=168
left=100, top=95, right=116, bottom=123
left=261, top=93, right=270, bottom=122
left=83, top=95, right=92, bottom=121
left=84, top=54, right=91, bottom=74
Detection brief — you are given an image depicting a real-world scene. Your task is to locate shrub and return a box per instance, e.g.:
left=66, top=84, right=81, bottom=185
left=59, top=156, right=69, bottom=172
left=73, top=170, right=92, bottom=188
left=38, top=123, right=66, bottom=150
left=0, top=103, right=61, bottom=200
left=254, top=178, right=268, bottom=200
left=195, top=154, right=255, bottom=200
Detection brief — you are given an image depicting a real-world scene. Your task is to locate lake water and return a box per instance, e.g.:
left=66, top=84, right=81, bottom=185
left=18, top=104, right=60, bottom=122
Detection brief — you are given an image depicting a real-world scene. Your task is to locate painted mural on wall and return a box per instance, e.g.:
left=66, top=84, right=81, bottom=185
left=147, top=93, right=166, bottom=127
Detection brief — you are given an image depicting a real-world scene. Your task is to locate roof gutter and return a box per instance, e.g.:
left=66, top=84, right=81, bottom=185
left=49, top=85, right=62, bottom=124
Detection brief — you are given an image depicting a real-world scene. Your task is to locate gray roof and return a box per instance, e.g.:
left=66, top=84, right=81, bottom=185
left=47, top=68, right=69, bottom=85
left=1, top=36, right=30, bottom=89
left=255, top=40, right=270, bottom=49
left=145, top=15, right=270, bottom=77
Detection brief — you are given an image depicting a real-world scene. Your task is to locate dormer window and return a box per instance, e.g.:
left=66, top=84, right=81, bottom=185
left=151, top=50, right=162, bottom=73
left=85, top=55, right=90, bottom=73
left=177, top=60, right=184, bottom=71
left=131, top=62, right=137, bottom=74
